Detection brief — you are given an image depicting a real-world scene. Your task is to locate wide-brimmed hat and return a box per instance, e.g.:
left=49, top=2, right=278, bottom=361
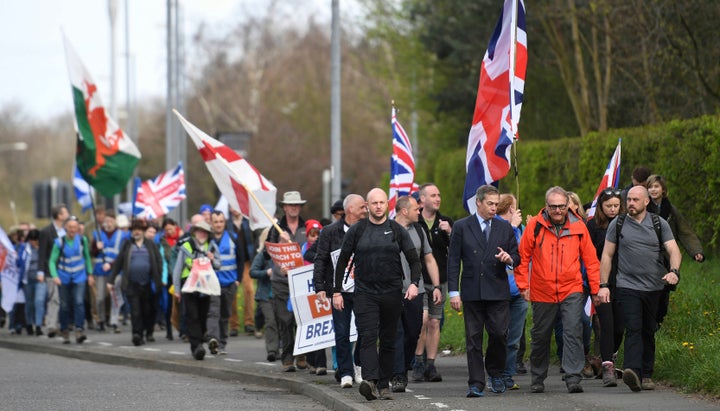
left=190, top=220, right=212, bottom=234
left=280, top=191, right=307, bottom=205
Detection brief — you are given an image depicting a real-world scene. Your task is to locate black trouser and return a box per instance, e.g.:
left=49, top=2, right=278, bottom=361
left=184, top=292, right=210, bottom=352
left=307, top=349, right=327, bottom=369
left=655, top=286, right=672, bottom=325
left=595, top=286, right=625, bottom=361
left=393, top=294, right=423, bottom=375
left=617, top=287, right=661, bottom=379
left=126, top=282, right=156, bottom=338
left=355, top=291, right=403, bottom=390
left=272, top=282, right=296, bottom=365
left=463, top=300, right=509, bottom=388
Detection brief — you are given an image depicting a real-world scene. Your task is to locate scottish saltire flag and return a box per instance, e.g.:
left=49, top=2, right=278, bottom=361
left=133, top=162, right=187, bottom=220
left=73, top=164, right=94, bottom=213
left=63, top=35, right=141, bottom=197
left=586, top=139, right=622, bottom=219
left=389, top=107, right=419, bottom=218
left=174, top=111, right=277, bottom=230
left=463, top=0, right=527, bottom=214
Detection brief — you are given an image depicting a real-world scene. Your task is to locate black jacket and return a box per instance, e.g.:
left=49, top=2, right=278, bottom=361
left=419, top=210, right=454, bottom=284
left=38, top=223, right=60, bottom=275
left=310, top=217, right=349, bottom=293
left=110, top=238, right=163, bottom=292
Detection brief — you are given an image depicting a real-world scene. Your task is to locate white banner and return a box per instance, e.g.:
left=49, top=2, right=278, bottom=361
left=288, top=264, right=356, bottom=356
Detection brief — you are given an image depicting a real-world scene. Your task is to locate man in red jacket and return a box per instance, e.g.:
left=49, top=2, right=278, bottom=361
left=515, top=186, right=600, bottom=394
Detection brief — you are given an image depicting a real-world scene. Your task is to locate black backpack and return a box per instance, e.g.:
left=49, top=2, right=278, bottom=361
left=615, top=213, right=674, bottom=290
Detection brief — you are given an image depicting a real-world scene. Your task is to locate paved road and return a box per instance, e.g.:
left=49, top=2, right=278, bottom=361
left=0, top=325, right=716, bottom=411
left=0, top=347, right=327, bottom=410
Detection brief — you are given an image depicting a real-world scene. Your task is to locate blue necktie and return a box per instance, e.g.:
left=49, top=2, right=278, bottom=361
left=483, top=219, right=491, bottom=241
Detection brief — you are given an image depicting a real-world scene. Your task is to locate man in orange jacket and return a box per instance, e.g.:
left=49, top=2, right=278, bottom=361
left=515, top=186, right=600, bottom=394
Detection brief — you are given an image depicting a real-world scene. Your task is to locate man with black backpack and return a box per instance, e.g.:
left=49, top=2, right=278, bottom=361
left=597, top=186, right=681, bottom=392
left=333, top=188, right=422, bottom=401
left=390, top=195, right=442, bottom=393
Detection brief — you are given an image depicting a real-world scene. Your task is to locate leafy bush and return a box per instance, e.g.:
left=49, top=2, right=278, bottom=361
left=426, top=115, right=720, bottom=253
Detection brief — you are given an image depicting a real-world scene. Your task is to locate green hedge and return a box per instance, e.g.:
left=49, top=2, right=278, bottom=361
left=429, top=115, right=720, bottom=253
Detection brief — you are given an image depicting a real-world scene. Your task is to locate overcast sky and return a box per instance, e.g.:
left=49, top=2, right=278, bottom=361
left=0, top=0, right=359, bottom=120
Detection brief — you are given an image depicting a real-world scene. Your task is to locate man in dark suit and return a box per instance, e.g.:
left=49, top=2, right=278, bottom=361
left=447, top=185, right=520, bottom=398
left=38, top=203, right=70, bottom=337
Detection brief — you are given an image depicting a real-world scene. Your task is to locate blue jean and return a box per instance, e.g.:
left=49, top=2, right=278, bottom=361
left=24, top=280, right=47, bottom=326
left=503, top=295, right=528, bottom=378
left=60, top=281, right=86, bottom=331
left=333, top=292, right=356, bottom=378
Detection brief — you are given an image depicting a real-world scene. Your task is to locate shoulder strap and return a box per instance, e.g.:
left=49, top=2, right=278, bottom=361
left=615, top=214, right=627, bottom=244
left=413, top=223, right=425, bottom=251
left=651, top=213, right=663, bottom=250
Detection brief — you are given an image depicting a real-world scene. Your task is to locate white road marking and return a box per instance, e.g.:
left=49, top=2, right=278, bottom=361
left=224, top=358, right=244, bottom=363
left=256, top=362, right=276, bottom=366
left=97, top=342, right=113, bottom=346
left=143, top=348, right=161, bottom=352
left=168, top=351, right=186, bottom=355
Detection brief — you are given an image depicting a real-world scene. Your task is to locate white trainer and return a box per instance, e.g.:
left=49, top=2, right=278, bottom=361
left=340, top=375, right=353, bottom=388
left=354, top=365, right=363, bottom=384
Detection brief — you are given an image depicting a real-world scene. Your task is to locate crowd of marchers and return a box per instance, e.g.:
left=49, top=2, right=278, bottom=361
left=2, top=170, right=705, bottom=401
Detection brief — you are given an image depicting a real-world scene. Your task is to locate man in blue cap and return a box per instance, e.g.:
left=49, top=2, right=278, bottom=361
left=200, top=204, right=213, bottom=224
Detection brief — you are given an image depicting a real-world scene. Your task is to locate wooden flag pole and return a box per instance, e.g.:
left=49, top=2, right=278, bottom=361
left=213, top=154, right=283, bottom=235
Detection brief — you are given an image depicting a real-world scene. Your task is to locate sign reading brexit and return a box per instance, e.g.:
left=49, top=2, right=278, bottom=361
left=288, top=264, right=356, bottom=355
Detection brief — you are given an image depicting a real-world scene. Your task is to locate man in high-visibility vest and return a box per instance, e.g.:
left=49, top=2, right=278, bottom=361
left=49, top=215, right=94, bottom=344
left=207, top=210, right=242, bottom=355
left=172, top=220, right=221, bottom=360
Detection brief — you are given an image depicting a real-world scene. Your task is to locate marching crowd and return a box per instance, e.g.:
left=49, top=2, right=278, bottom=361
left=1, top=168, right=705, bottom=401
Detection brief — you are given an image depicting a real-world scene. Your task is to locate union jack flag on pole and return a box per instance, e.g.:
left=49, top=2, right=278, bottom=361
left=463, top=0, right=527, bottom=214
left=133, top=162, right=187, bottom=220
left=388, top=106, right=419, bottom=218
left=586, top=139, right=622, bottom=219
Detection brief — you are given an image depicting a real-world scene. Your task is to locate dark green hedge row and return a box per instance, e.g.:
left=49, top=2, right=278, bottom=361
left=430, top=115, right=720, bottom=253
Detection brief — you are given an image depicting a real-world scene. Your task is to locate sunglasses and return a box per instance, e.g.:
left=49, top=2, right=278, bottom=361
left=601, top=188, right=622, bottom=197
left=546, top=204, right=567, bottom=211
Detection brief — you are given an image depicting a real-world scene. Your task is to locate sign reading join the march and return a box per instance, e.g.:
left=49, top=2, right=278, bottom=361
left=264, top=242, right=304, bottom=269
left=288, top=264, right=356, bottom=356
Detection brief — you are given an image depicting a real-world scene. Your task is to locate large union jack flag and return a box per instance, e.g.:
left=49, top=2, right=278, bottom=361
left=133, top=162, right=186, bottom=220
left=389, top=106, right=419, bottom=218
left=463, top=0, right=527, bottom=214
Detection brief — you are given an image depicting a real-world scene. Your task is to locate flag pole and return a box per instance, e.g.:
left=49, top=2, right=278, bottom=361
left=510, top=0, right=521, bottom=208
left=213, top=154, right=282, bottom=234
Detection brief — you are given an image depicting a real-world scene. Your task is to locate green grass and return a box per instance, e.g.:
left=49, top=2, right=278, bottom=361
left=438, top=257, right=720, bottom=397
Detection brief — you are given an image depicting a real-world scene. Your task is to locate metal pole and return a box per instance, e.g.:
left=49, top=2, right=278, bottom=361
left=330, top=0, right=341, bottom=203
left=165, top=0, right=177, bottom=222
left=109, top=0, right=120, bottom=209
left=125, top=0, right=136, bottom=203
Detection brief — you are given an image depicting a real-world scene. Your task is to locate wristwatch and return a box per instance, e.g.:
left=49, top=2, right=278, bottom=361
left=433, top=285, right=441, bottom=290
left=599, top=283, right=610, bottom=288
left=670, top=268, right=680, bottom=275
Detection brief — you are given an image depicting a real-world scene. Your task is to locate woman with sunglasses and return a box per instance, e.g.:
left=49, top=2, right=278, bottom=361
left=586, top=188, right=625, bottom=387
left=645, top=175, right=704, bottom=327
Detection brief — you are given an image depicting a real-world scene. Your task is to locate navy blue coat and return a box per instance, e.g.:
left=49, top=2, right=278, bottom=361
left=447, top=215, right=520, bottom=302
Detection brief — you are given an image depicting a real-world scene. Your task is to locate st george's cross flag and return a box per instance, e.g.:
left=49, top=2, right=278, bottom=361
left=133, top=162, right=187, bottom=220
left=388, top=106, right=419, bottom=218
left=586, top=139, right=622, bottom=219
left=63, top=35, right=141, bottom=198
left=463, top=0, right=527, bottom=214
left=174, top=111, right=277, bottom=230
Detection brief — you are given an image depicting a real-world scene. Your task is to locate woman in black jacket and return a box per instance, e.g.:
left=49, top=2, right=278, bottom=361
left=586, top=188, right=625, bottom=387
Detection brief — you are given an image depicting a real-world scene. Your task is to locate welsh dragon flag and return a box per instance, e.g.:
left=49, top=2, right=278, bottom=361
left=63, top=35, right=141, bottom=197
